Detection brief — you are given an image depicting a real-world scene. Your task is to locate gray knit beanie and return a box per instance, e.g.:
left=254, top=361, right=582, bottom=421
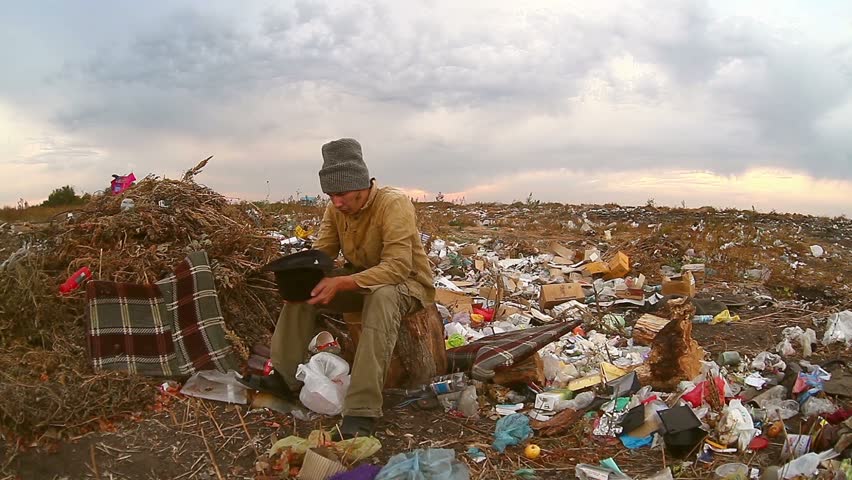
left=318, top=138, right=371, bottom=194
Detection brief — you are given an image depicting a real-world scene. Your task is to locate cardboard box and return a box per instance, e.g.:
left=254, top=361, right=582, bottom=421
left=435, top=288, right=473, bottom=313
left=474, top=259, right=485, bottom=271
left=534, top=392, right=564, bottom=412
left=539, top=283, right=585, bottom=309
left=583, top=261, right=611, bottom=276
left=661, top=271, right=696, bottom=297
left=584, top=248, right=601, bottom=262
left=603, top=251, right=630, bottom=280
left=681, top=264, right=705, bottom=286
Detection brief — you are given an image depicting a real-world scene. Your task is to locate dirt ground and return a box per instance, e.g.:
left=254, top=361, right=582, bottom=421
left=3, top=305, right=848, bottom=480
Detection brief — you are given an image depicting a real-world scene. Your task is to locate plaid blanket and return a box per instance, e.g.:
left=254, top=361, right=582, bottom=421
left=85, top=251, right=239, bottom=377
left=446, top=320, right=582, bottom=380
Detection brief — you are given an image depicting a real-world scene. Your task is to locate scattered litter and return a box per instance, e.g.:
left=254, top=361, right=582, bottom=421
left=180, top=370, right=248, bottom=404
left=375, top=448, right=470, bottom=480
left=492, top=413, right=533, bottom=453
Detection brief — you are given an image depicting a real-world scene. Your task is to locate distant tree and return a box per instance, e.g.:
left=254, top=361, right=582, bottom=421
left=42, top=185, right=83, bottom=207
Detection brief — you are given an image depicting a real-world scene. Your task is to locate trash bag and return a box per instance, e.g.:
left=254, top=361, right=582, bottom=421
left=492, top=413, right=533, bottom=453
left=751, top=352, right=786, bottom=372
left=801, top=397, right=838, bottom=417
left=296, top=352, right=350, bottom=415
left=375, top=448, right=470, bottom=480
left=556, top=391, right=595, bottom=412
left=718, top=400, right=757, bottom=452
left=823, top=311, right=852, bottom=347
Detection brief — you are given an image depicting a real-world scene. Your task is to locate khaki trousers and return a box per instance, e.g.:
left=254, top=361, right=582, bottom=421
left=271, top=283, right=419, bottom=417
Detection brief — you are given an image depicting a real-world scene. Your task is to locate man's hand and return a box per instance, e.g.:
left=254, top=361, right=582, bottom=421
left=308, top=276, right=359, bottom=305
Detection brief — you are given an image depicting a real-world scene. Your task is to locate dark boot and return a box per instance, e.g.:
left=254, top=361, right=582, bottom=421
left=332, top=416, right=377, bottom=440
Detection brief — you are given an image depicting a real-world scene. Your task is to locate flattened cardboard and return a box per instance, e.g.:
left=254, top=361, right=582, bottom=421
left=539, top=283, right=585, bottom=309
left=435, top=288, right=474, bottom=314
left=568, top=374, right=602, bottom=391
left=549, top=242, right=576, bottom=262
left=480, top=286, right=504, bottom=302
left=552, top=256, right=574, bottom=266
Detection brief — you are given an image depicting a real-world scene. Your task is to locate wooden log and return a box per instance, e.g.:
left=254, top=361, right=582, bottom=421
left=632, top=314, right=671, bottom=346
left=343, top=303, right=447, bottom=389
left=530, top=408, right=585, bottom=437
left=635, top=298, right=704, bottom=391
left=492, top=353, right=545, bottom=387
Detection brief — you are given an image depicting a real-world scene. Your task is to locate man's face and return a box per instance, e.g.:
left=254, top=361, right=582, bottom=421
left=328, top=189, right=369, bottom=215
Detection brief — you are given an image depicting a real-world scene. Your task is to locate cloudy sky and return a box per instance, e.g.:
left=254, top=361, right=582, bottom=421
left=1, top=0, right=850, bottom=215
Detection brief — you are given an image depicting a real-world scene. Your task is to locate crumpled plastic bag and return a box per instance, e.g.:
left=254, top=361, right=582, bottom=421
left=777, top=326, right=818, bottom=357
left=682, top=377, right=726, bottom=408
left=823, top=310, right=852, bottom=347
left=375, top=448, right=470, bottom=480
left=801, top=397, right=838, bottom=417
left=751, top=352, right=786, bottom=372
left=296, top=352, right=350, bottom=415
left=268, top=430, right=381, bottom=462
left=492, top=413, right=533, bottom=453
left=445, top=333, right=466, bottom=349
left=718, top=399, right=758, bottom=451
left=710, top=309, right=739, bottom=325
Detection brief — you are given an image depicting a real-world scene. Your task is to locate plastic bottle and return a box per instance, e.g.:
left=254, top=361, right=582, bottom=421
left=59, top=267, right=92, bottom=295
left=693, top=315, right=714, bottom=324
left=429, top=372, right=468, bottom=395
left=402, top=372, right=469, bottom=397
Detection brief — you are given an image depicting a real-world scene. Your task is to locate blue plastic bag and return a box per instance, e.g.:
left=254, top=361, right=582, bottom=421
left=375, top=448, right=470, bottom=480
left=492, top=413, right=533, bottom=453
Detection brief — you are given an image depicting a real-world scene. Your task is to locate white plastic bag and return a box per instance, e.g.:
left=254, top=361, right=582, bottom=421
left=718, top=399, right=757, bottom=452
left=823, top=310, right=852, bottom=347
left=296, top=352, right=350, bottom=415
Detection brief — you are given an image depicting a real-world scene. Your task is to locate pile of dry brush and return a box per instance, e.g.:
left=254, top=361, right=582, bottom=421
left=0, top=166, right=283, bottom=440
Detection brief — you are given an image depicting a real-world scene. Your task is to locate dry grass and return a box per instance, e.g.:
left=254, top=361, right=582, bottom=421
left=0, top=206, right=72, bottom=224
left=0, top=174, right=286, bottom=440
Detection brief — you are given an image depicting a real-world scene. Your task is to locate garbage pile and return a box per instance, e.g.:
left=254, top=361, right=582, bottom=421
left=411, top=234, right=851, bottom=479
left=238, top=227, right=850, bottom=479
left=3, top=188, right=850, bottom=477
left=0, top=169, right=287, bottom=437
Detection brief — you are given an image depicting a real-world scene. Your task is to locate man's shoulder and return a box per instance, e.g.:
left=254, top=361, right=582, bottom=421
left=375, top=186, right=412, bottom=206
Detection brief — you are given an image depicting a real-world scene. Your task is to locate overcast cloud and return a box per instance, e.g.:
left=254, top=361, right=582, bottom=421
left=1, top=0, right=850, bottom=215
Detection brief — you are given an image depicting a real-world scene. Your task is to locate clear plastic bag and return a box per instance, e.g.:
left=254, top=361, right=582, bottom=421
left=296, top=352, right=350, bottom=416
left=375, top=448, right=470, bottom=480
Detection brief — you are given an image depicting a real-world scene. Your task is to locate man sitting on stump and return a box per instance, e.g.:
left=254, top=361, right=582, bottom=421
left=244, top=138, right=435, bottom=439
